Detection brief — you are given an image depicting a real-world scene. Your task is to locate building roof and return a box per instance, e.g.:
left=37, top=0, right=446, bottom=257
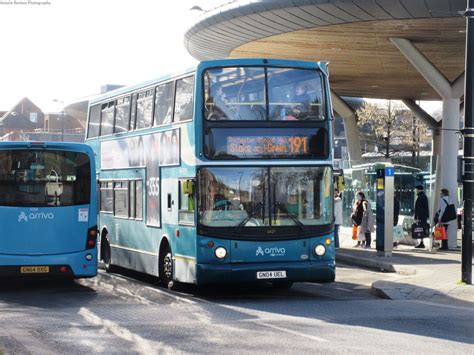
left=0, top=97, right=44, bottom=129
left=184, top=0, right=466, bottom=100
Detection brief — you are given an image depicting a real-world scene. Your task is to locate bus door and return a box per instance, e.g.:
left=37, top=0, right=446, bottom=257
left=161, top=173, right=178, bottom=228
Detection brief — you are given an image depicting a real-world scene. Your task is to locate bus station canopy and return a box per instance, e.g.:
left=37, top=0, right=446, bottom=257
left=184, top=0, right=466, bottom=100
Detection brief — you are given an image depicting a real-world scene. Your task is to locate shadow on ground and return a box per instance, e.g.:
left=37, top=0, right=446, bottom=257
left=96, top=265, right=474, bottom=346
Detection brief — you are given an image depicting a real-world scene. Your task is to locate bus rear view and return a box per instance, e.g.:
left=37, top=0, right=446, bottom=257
left=0, top=142, right=98, bottom=279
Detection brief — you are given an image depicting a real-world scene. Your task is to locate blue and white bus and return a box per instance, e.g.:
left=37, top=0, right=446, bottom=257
left=0, top=142, right=98, bottom=279
left=87, top=58, right=335, bottom=288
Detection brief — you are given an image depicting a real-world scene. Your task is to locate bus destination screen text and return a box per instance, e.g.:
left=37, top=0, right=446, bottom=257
left=227, top=136, right=309, bottom=156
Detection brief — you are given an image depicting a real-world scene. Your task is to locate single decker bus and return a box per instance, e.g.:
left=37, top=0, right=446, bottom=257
left=87, top=58, right=335, bottom=288
left=0, top=141, right=98, bottom=279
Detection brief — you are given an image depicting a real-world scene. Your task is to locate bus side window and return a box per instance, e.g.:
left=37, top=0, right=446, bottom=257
left=178, top=179, right=195, bottom=225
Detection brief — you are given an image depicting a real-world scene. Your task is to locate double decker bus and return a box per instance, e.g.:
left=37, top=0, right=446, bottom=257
left=0, top=142, right=98, bottom=279
left=87, top=58, right=335, bottom=288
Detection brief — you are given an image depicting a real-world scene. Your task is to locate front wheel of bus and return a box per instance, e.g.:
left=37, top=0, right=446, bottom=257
left=159, top=243, right=174, bottom=288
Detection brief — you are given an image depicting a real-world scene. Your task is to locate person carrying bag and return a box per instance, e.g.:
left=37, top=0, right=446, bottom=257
left=433, top=188, right=456, bottom=250
left=412, top=185, right=429, bottom=248
left=351, top=191, right=374, bottom=249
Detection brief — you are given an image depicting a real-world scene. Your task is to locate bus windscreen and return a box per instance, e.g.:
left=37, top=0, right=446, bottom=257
left=0, top=150, right=91, bottom=207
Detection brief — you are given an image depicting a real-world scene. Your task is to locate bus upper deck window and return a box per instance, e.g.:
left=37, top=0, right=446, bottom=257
left=204, top=67, right=266, bottom=121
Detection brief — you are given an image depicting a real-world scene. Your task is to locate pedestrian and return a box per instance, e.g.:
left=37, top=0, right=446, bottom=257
left=393, top=195, right=402, bottom=247
left=334, top=189, right=342, bottom=249
left=413, top=185, right=429, bottom=249
left=351, top=191, right=374, bottom=248
left=394, top=195, right=400, bottom=226
left=434, top=188, right=454, bottom=250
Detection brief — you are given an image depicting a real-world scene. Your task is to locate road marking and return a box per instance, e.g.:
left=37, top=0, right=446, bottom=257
left=258, top=322, right=328, bottom=343
left=335, top=287, right=354, bottom=293
left=411, top=300, right=474, bottom=312
left=79, top=307, right=176, bottom=354
left=87, top=271, right=197, bottom=305
left=90, top=272, right=331, bottom=343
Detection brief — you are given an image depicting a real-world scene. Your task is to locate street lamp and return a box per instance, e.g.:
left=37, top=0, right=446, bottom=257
left=53, top=99, right=64, bottom=141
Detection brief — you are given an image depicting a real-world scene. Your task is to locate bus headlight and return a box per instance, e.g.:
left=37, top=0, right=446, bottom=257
left=314, top=244, right=326, bottom=256
left=85, top=253, right=93, bottom=261
left=214, top=247, right=227, bottom=259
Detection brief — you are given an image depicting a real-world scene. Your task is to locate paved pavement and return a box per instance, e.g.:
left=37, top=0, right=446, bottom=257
left=336, top=227, right=474, bottom=305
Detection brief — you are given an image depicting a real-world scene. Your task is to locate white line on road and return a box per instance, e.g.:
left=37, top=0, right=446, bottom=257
left=91, top=271, right=197, bottom=305
left=335, top=287, right=354, bottom=293
left=258, top=322, right=328, bottom=343
left=410, top=300, right=474, bottom=312
left=78, top=307, right=176, bottom=354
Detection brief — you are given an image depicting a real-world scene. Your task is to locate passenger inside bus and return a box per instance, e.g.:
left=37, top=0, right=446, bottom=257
left=207, top=84, right=240, bottom=120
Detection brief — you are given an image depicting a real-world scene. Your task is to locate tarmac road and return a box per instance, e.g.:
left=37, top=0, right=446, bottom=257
left=0, top=265, right=472, bottom=354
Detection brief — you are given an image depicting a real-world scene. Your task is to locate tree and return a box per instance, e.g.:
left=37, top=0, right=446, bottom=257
left=356, top=100, right=429, bottom=160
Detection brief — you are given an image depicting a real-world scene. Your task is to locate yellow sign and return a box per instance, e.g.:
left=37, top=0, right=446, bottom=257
left=377, top=178, right=384, bottom=189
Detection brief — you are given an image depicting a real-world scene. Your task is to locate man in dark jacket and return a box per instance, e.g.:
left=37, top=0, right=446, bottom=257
left=414, top=185, right=429, bottom=248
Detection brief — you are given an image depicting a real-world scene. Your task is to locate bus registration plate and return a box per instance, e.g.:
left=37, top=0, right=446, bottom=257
left=20, top=266, right=49, bottom=274
left=256, top=270, right=286, bottom=279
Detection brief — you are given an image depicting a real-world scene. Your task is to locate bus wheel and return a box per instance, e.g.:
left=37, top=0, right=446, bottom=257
left=159, top=242, right=173, bottom=288
left=102, top=237, right=115, bottom=273
left=272, top=281, right=293, bottom=289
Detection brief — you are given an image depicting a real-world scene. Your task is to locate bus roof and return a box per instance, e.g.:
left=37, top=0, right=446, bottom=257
left=89, top=65, right=197, bottom=106
left=89, top=58, right=327, bottom=106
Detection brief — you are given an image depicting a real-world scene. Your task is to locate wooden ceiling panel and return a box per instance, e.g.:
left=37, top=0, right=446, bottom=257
left=230, top=18, right=465, bottom=99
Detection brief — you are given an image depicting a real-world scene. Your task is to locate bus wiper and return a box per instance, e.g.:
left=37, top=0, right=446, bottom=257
left=235, top=215, right=252, bottom=229
left=273, top=202, right=309, bottom=234
left=234, top=202, right=263, bottom=233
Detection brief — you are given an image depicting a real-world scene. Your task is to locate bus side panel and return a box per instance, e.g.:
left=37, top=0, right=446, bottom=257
left=172, top=226, right=197, bottom=284
left=100, top=213, right=159, bottom=276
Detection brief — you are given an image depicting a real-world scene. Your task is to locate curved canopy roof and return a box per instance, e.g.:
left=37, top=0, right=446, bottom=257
left=184, top=0, right=466, bottom=100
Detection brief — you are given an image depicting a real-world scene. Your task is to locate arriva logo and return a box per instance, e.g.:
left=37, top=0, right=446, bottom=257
left=18, top=209, right=54, bottom=222
left=255, top=246, right=286, bottom=257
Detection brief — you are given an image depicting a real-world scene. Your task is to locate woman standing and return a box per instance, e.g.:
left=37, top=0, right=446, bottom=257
left=351, top=191, right=375, bottom=248
left=435, top=188, right=454, bottom=251
left=334, top=189, right=343, bottom=249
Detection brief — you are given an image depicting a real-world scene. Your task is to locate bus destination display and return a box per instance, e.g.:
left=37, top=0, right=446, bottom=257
left=204, top=127, right=328, bottom=160
left=227, top=136, right=309, bottom=156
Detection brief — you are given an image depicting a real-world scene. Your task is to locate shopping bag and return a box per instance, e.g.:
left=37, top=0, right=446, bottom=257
left=352, top=225, right=358, bottom=240
left=411, top=222, right=427, bottom=239
left=393, top=225, right=404, bottom=242
left=433, top=226, right=447, bottom=240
